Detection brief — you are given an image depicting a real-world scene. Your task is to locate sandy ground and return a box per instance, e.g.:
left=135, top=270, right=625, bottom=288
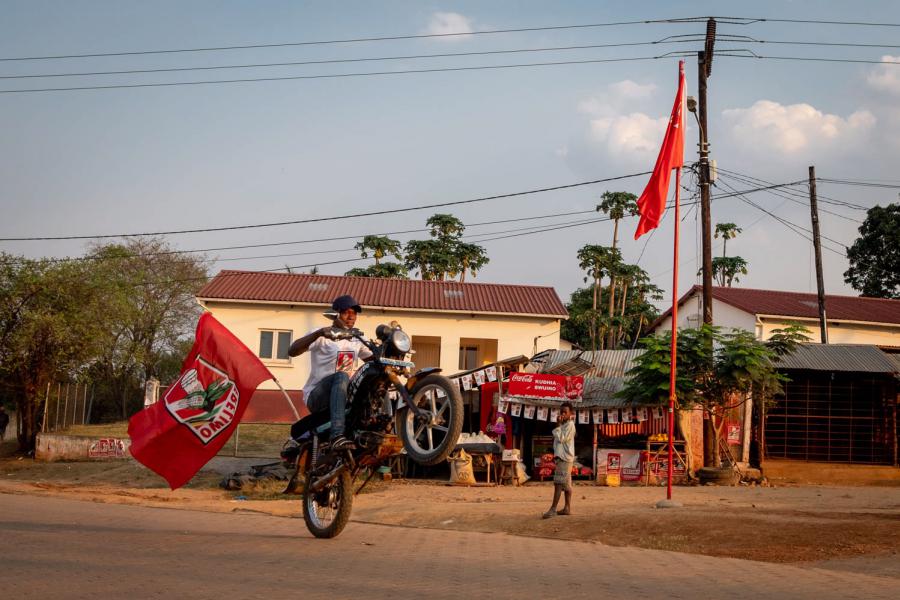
left=2, top=451, right=899, bottom=575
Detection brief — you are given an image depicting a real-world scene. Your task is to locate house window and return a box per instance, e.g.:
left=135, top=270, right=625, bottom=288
left=259, top=330, right=292, bottom=361
left=459, top=346, right=478, bottom=371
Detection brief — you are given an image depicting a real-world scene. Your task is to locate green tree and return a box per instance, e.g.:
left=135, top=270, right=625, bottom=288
left=596, top=191, right=639, bottom=347
left=345, top=263, right=408, bottom=279
left=404, top=214, right=489, bottom=281
left=84, top=238, right=209, bottom=419
left=0, top=256, right=107, bottom=449
left=354, top=235, right=403, bottom=265
left=702, top=222, right=749, bottom=287
left=844, top=203, right=900, bottom=298
left=711, top=256, right=749, bottom=287
left=577, top=244, right=622, bottom=350
left=618, top=325, right=804, bottom=468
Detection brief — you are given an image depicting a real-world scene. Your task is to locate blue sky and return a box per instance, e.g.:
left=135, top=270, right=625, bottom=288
left=2, top=1, right=899, bottom=307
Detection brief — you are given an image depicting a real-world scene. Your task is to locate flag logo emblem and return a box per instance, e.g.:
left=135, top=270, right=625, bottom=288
left=164, top=356, right=240, bottom=444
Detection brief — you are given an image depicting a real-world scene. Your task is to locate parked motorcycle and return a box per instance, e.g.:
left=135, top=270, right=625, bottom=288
left=284, top=322, right=463, bottom=538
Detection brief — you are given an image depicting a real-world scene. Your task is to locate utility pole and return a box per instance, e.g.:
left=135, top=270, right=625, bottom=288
left=697, top=19, right=718, bottom=468
left=808, top=166, right=829, bottom=343
left=698, top=18, right=716, bottom=327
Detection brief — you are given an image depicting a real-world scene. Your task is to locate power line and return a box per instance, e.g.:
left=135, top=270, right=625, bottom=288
left=0, top=54, right=671, bottom=94
left=714, top=170, right=863, bottom=223
left=731, top=16, right=900, bottom=27
left=0, top=17, right=710, bottom=62
left=7, top=36, right=898, bottom=81
left=0, top=39, right=699, bottom=80
left=715, top=167, right=871, bottom=210
left=718, top=52, right=900, bottom=65
left=0, top=171, right=650, bottom=241
left=0, top=208, right=599, bottom=265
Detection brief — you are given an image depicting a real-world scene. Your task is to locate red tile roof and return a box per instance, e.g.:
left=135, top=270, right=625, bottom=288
left=653, top=285, right=900, bottom=328
left=197, top=270, right=568, bottom=318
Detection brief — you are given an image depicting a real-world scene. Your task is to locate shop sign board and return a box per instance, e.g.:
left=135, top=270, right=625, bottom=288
left=506, top=372, right=583, bottom=400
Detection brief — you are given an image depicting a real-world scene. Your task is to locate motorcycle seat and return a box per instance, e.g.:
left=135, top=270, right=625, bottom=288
left=290, top=410, right=331, bottom=440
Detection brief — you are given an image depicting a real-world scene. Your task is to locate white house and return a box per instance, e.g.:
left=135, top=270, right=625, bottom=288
left=196, top=271, right=569, bottom=400
left=649, top=285, right=900, bottom=346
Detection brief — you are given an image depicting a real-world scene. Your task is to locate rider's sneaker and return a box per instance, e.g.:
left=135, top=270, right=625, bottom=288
left=280, top=439, right=301, bottom=465
left=330, top=435, right=355, bottom=451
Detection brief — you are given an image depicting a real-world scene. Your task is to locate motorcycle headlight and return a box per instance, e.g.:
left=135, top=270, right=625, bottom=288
left=391, top=330, right=411, bottom=354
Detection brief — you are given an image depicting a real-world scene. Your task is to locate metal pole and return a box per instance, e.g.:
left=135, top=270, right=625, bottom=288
left=41, top=382, right=51, bottom=432
left=62, top=383, right=70, bottom=430
left=667, top=168, right=682, bottom=501
left=808, top=165, right=828, bottom=343
left=273, top=378, right=300, bottom=420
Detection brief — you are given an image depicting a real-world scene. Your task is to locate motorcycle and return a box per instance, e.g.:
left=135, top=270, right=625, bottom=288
left=284, top=321, right=463, bottom=538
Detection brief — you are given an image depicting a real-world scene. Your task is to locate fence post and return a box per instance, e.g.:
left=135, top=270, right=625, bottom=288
left=82, top=384, right=89, bottom=425
left=71, top=383, right=78, bottom=428
left=86, top=386, right=95, bottom=425
left=233, top=424, right=240, bottom=457
left=41, top=382, right=51, bottom=432
left=62, top=383, right=70, bottom=430
left=54, top=383, right=61, bottom=431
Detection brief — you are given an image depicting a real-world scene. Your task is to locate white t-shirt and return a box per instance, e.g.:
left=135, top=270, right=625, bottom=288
left=301, top=328, right=373, bottom=403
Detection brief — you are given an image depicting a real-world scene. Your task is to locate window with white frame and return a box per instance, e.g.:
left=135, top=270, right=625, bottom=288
left=259, top=329, right=293, bottom=361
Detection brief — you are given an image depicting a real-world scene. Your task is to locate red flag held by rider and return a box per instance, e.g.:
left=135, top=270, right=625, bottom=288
left=633, top=60, right=686, bottom=239
left=128, top=313, right=273, bottom=489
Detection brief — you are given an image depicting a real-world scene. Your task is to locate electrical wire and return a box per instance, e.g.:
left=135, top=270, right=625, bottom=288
left=0, top=17, right=712, bottom=62
left=0, top=54, right=673, bottom=94
left=0, top=171, right=651, bottom=241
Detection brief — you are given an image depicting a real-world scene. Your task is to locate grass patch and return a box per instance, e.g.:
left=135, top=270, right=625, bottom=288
left=60, top=421, right=291, bottom=458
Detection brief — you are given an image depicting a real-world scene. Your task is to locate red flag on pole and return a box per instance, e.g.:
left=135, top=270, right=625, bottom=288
left=633, top=61, right=686, bottom=239
left=128, top=313, right=273, bottom=489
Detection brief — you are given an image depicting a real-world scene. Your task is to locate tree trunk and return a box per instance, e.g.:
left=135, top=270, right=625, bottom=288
left=591, top=275, right=599, bottom=351
left=616, top=280, right=629, bottom=346
left=606, top=219, right=619, bottom=348
left=703, top=410, right=717, bottom=467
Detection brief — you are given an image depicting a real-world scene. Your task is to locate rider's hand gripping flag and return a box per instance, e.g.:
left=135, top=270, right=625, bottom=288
left=633, top=60, right=686, bottom=239
left=128, top=313, right=274, bottom=489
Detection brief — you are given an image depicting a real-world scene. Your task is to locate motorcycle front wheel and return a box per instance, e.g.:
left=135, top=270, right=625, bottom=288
left=396, top=373, right=463, bottom=466
left=301, top=458, right=353, bottom=539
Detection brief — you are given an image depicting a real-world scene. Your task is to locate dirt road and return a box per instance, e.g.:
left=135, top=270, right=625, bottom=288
left=2, top=493, right=898, bottom=599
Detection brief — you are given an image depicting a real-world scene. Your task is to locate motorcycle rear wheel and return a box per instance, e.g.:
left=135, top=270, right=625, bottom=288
left=302, top=459, right=353, bottom=539
left=396, top=373, right=463, bottom=466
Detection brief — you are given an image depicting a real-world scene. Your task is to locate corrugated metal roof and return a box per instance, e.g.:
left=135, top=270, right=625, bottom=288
left=533, top=349, right=647, bottom=407
left=775, top=344, right=900, bottom=374
left=539, top=349, right=645, bottom=378
left=197, top=271, right=568, bottom=318
left=651, top=285, right=900, bottom=329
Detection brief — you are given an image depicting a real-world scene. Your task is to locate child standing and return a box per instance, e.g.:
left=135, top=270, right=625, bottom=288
left=543, top=401, right=575, bottom=518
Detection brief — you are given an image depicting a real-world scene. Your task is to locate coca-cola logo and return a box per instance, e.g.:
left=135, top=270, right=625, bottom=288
left=510, top=373, right=534, bottom=383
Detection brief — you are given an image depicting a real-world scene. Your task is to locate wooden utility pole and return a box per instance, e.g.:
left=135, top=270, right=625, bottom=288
left=698, top=19, right=717, bottom=467
left=808, top=165, right=829, bottom=343
left=699, top=18, right=716, bottom=327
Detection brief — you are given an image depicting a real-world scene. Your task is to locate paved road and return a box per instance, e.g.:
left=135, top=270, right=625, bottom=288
left=1, top=493, right=898, bottom=599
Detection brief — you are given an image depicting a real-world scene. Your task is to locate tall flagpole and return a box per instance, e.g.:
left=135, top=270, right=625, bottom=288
left=667, top=168, right=681, bottom=501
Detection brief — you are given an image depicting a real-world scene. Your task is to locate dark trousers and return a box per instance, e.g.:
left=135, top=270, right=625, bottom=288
left=305, top=372, right=350, bottom=437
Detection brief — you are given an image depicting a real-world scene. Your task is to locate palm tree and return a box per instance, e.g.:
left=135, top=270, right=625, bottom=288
left=714, top=222, right=742, bottom=261
left=596, top=191, right=639, bottom=348
left=354, top=235, right=403, bottom=265
left=577, top=244, right=622, bottom=350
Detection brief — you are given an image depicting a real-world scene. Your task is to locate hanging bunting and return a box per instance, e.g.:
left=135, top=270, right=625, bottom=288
left=461, top=374, right=474, bottom=391
left=654, top=406, right=665, bottom=419
left=622, top=407, right=634, bottom=423
left=592, top=408, right=603, bottom=424
left=606, top=409, right=620, bottom=424
left=485, top=366, right=498, bottom=382
left=510, top=402, right=522, bottom=417
left=473, top=370, right=486, bottom=387
left=498, top=400, right=509, bottom=414
left=536, top=406, right=549, bottom=421
left=549, top=407, right=560, bottom=422
left=578, top=409, right=590, bottom=424
left=523, top=405, right=536, bottom=419
left=636, top=407, right=649, bottom=422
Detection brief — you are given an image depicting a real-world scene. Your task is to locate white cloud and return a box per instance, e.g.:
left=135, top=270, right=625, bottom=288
left=423, top=12, right=474, bottom=39
left=721, top=100, right=875, bottom=155
left=587, top=113, right=668, bottom=162
left=866, top=55, right=900, bottom=95
left=578, top=79, right=657, bottom=116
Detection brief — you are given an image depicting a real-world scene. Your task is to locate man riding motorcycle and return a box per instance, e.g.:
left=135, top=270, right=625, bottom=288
left=285, top=294, right=372, bottom=453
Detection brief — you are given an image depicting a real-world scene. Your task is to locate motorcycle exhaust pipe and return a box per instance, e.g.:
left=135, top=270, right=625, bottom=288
left=309, top=464, right=346, bottom=493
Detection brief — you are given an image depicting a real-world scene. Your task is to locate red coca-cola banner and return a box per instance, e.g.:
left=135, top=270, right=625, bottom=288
left=506, top=372, right=583, bottom=400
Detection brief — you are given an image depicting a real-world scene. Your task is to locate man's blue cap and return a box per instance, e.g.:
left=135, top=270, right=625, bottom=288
left=332, top=295, right=362, bottom=313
